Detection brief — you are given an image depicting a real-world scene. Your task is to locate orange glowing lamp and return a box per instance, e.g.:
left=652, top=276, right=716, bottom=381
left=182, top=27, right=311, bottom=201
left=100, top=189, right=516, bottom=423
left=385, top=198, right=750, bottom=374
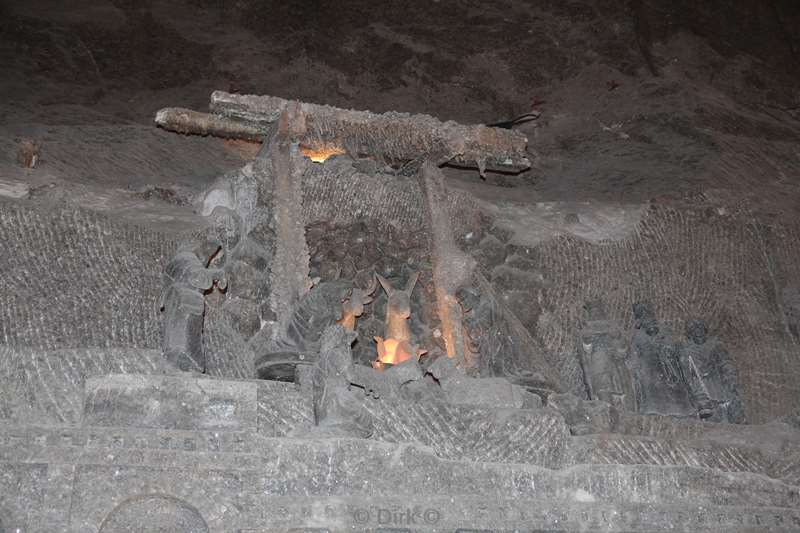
left=300, top=143, right=346, bottom=163
left=374, top=336, right=426, bottom=368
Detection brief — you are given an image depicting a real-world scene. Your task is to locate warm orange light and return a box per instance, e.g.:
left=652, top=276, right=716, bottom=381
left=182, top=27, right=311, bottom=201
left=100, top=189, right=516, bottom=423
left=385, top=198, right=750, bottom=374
left=379, top=338, right=406, bottom=365
left=300, top=143, right=346, bottom=163
left=374, top=337, right=423, bottom=370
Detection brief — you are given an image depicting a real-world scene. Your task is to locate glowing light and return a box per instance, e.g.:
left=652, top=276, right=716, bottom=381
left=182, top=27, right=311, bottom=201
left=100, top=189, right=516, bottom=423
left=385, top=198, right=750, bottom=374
left=374, top=337, right=424, bottom=371
left=300, top=143, right=346, bottom=163
left=379, top=338, right=407, bottom=365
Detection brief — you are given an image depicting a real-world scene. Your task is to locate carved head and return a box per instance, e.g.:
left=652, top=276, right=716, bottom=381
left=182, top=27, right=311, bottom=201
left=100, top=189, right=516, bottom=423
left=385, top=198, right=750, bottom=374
left=376, top=272, right=418, bottom=319
left=344, top=290, right=368, bottom=317
left=584, top=298, right=608, bottom=322
left=686, top=318, right=707, bottom=344
left=632, top=302, right=659, bottom=336
left=204, top=208, right=242, bottom=252
left=344, top=276, right=378, bottom=317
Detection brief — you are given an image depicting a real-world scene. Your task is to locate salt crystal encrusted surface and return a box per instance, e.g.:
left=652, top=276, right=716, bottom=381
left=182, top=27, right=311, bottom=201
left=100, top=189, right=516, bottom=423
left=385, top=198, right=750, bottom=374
left=0, top=199, right=175, bottom=351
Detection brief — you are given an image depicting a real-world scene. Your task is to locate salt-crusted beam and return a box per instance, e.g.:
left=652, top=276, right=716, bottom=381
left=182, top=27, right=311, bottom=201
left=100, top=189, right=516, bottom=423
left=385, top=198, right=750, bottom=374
left=420, top=158, right=477, bottom=367
left=255, top=103, right=313, bottom=348
left=155, top=91, right=531, bottom=173
left=210, top=91, right=530, bottom=173
left=155, top=107, right=265, bottom=142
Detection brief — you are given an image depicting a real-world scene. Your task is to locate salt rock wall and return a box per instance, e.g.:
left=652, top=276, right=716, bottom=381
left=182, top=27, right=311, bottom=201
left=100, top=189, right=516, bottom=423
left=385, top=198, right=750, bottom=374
left=0, top=199, right=175, bottom=350
left=301, top=158, right=427, bottom=230
left=0, top=347, right=167, bottom=424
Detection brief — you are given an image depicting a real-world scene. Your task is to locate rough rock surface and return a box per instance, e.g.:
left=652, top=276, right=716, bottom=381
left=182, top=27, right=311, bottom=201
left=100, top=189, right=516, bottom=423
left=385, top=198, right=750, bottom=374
left=0, top=199, right=175, bottom=351
left=2, top=0, right=800, bottom=531
left=0, top=347, right=167, bottom=424
left=0, top=372, right=798, bottom=531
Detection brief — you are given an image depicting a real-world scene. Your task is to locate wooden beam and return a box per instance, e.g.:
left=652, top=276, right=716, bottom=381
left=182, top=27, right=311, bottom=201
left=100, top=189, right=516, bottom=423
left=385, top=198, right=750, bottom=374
left=155, top=91, right=531, bottom=174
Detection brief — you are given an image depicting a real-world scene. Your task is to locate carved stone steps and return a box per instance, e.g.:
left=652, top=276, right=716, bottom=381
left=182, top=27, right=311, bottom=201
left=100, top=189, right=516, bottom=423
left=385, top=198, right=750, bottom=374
left=2, top=428, right=799, bottom=532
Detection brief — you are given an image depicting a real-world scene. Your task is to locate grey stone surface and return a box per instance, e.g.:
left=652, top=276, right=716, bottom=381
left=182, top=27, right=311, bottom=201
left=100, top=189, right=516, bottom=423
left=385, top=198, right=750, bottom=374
left=0, top=462, right=47, bottom=531
left=204, top=303, right=257, bottom=379
left=83, top=374, right=258, bottom=431
left=1, top=425, right=799, bottom=532
left=0, top=346, right=168, bottom=425
left=1, top=359, right=799, bottom=530
left=567, top=433, right=774, bottom=475
left=256, top=380, right=314, bottom=438
left=616, top=412, right=800, bottom=454
left=438, top=370, right=528, bottom=409
left=547, top=393, right=617, bottom=436
left=0, top=198, right=175, bottom=351
left=358, top=395, right=570, bottom=467
left=303, top=158, right=428, bottom=232
left=99, top=495, right=209, bottom=532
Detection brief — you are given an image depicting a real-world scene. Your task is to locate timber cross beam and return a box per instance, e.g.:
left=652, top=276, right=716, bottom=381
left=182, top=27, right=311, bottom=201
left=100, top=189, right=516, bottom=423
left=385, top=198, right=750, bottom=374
left=155, top=91, right=531, bottom=175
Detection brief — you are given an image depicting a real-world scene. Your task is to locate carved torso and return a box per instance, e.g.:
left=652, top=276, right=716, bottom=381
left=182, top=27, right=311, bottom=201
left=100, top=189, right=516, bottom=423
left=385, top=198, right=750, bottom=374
left=579, top=319, right=635, bottom=410
left=627, top=329, right=695, bottom=418
left=680, top=338, right=744, bottom=423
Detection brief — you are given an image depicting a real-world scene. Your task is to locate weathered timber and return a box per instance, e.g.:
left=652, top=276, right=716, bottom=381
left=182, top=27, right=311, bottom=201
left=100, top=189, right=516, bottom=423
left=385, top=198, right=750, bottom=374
left=155, top=107, right=265, bottom=142
left=259, top=104, right=313, bottom=348
left=155, top=91, right=531, bottom=173
left=420, top=158, right=476, bottom=367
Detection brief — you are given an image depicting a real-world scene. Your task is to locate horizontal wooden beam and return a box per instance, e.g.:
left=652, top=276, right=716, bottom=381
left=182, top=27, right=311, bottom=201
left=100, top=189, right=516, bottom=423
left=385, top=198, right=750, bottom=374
left=155, top=91, right=531, bottom=174
left=155, top=108, right=265, bottom=142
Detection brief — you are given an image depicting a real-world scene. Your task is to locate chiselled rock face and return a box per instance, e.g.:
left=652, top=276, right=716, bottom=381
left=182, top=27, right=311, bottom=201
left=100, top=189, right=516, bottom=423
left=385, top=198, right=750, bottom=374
left=3, top=8, right=800, bottom=522
left=583, top=298, right=610, bottom=323
left=2, top=133, right=799, bottom=531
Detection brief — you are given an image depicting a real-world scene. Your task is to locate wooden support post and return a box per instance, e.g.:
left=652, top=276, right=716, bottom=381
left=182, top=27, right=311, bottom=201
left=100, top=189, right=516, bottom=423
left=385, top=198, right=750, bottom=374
left=254, top=103, right=313, bottom=348
left=419, top=158, right=476, bottom=367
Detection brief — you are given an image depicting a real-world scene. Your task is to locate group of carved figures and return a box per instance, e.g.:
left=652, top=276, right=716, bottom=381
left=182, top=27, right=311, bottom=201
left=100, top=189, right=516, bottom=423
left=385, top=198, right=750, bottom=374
left=161, top=248, right=428, bottom=437
left=162, top=257, right=424, bottom=364
left=161, top=240, right=745, bottom=427
left=321, top=272, right=426, bottom=368
left=578, top=299, right=745, bottom=423
left=152, top=94, right=752, bottom=444
left=158, top=183, right=744, bottom=427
